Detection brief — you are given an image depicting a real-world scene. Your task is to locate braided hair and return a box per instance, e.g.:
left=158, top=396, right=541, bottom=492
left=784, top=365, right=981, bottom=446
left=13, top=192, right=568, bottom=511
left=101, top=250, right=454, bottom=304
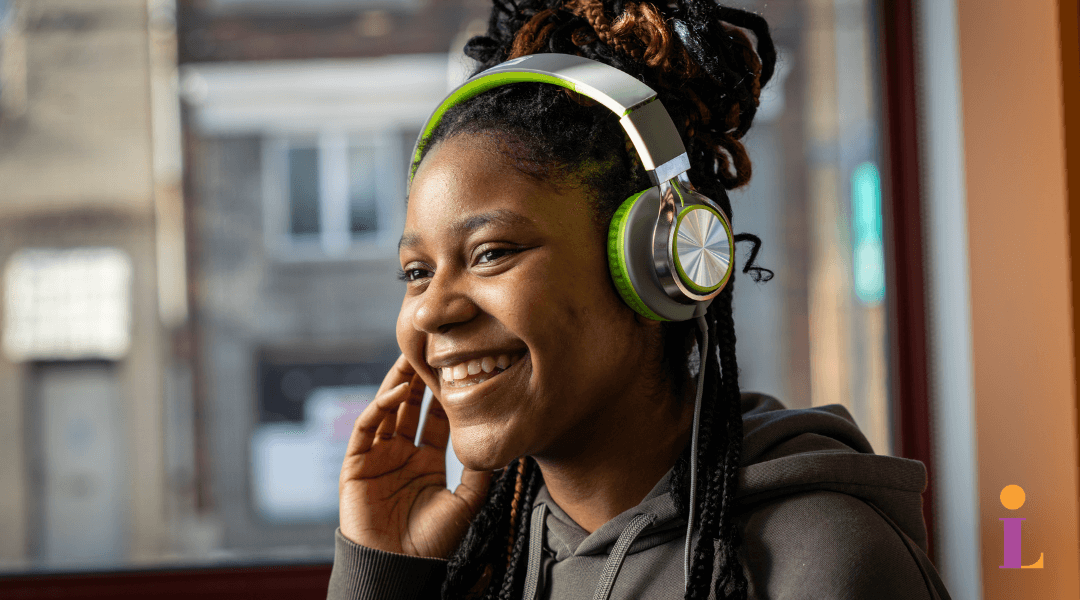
left=416, top=1, right=776, bottom=598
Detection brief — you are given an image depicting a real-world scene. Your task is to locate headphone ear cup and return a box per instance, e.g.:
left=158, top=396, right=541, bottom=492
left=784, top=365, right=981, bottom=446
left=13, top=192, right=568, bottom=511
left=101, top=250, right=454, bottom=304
left=607, top=188, right=701, bottom=322
left=608, top=190, right=665, bottom=321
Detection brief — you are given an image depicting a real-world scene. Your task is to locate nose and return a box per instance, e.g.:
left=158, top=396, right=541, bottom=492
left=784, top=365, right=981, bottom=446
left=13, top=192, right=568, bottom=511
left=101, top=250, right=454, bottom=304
left=410, top=270, right=480, bottom=334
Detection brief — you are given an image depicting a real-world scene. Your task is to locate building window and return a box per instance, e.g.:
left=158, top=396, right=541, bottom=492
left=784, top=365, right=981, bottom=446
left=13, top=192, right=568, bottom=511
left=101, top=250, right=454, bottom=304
left=2, top=247, right=133, bottom=363
left=287, top=145, right=320, bottom=238
left=264, top=131, right=403, bottom=260
left=348, top=144, right=380, bottom=236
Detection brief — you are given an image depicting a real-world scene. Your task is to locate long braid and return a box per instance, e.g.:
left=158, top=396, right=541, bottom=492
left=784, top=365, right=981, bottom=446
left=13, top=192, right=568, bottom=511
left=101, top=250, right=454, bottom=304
left=498, top=460, right=544, bottom=600
left=443, top=459, right=521, bottom=599
left=713, top=281, right=750, bottom=598
left=417, top=1, right=775, bottom=598
left=685, top=309, right=723, bottom=599
left=683, top=281, right=751, bottom=600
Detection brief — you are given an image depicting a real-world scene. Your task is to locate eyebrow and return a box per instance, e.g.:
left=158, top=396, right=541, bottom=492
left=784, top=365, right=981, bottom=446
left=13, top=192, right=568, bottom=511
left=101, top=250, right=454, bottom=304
left=398, top=209, right=533, bottom=252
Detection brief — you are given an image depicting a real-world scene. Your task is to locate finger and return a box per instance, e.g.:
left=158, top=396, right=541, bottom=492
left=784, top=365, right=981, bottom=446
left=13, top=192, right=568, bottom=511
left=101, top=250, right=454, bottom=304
left=345, top=381, right=409, bottom=456
left=394, top=374, right=427, bottom=443
left=418, top=395, right=451, bottom=449
left=374, top=398, right=400, bottom=441
left=454, top=467, right=494, bottom=514
left=376, top=354, right=418, bottom=396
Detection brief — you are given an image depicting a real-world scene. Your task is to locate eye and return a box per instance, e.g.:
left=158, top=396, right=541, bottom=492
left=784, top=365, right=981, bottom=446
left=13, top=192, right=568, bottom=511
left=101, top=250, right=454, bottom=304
left=476, top=248, right=516, bottom=265
left=397, top=266, right=433, bottom=283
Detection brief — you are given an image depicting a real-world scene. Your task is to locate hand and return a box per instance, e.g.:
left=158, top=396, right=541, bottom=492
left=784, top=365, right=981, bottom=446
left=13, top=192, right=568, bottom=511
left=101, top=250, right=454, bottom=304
left=338, top=354, right=493, bottom=558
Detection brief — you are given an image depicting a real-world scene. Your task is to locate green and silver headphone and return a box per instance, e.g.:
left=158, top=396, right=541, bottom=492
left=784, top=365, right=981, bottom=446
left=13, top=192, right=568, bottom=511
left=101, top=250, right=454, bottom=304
left=410, top=53, right=734, bottom=322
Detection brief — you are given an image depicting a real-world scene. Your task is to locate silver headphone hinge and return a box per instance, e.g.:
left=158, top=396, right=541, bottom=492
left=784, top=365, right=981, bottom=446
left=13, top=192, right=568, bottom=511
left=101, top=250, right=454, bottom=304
left=653, top=178, right=726, bottom=304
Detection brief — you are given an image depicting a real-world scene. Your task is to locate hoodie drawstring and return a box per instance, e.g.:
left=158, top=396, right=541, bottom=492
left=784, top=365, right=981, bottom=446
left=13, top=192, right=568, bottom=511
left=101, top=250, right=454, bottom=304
left=591, top=513, right=655, bottom=600
left=523, top=503, right=548, bottom=600
left=521, top=503, right=656, bottom=600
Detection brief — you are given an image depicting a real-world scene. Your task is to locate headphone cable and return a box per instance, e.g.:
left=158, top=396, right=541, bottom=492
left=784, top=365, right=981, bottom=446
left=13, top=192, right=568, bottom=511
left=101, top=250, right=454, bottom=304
left=684, top=313, right=709, bottom=589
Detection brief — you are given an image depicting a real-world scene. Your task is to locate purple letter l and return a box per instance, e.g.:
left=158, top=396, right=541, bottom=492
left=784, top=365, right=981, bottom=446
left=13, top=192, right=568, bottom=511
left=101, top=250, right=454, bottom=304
left=1000, top=518, right=1025, bottom=568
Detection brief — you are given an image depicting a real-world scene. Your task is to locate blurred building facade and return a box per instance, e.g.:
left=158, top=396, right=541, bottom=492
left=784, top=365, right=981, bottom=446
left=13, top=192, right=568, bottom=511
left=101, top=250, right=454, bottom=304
left=0, top=0, right=184, bottom=568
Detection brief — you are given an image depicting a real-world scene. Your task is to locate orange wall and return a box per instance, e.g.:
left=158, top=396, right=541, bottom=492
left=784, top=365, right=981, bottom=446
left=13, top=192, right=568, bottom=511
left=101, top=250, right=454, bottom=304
left=956, top=0, right=1080, bottom=597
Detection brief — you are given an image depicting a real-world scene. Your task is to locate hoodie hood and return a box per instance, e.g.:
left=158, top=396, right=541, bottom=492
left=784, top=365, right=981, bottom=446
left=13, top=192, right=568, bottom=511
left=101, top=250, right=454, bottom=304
left=735, top=392, right=930, bottom=550
left=524, top=392, right=933, bottom=600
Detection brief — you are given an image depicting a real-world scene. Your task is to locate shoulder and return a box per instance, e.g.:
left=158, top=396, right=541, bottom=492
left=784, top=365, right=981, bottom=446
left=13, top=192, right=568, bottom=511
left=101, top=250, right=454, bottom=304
left=737, top=490, right=936, bottom=600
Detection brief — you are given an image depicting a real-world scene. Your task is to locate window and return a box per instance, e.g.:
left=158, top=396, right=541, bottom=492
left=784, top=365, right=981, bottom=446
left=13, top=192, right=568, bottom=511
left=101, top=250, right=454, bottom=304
left=263, top=132, right=403, bottom=260
left=0, top=0, right=939, bottom=596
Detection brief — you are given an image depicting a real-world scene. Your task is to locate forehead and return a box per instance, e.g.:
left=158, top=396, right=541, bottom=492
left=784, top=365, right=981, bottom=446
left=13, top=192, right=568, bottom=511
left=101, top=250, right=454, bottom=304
left=402, top=134, right=594, bottom=243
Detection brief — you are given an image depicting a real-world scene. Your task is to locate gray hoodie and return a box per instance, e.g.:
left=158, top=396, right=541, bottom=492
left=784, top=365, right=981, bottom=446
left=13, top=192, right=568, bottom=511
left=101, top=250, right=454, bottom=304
left=327, top=393, right=953, bottom=599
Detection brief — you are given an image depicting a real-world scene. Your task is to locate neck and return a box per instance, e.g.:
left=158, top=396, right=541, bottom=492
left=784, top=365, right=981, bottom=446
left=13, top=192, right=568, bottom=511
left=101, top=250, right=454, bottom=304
left=532, top=380, right=695, bottom=533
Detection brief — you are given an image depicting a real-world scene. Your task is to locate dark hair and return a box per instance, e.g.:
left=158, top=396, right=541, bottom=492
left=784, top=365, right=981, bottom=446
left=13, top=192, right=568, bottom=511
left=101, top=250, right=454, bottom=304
left=415, top=1, right=776, bottom=598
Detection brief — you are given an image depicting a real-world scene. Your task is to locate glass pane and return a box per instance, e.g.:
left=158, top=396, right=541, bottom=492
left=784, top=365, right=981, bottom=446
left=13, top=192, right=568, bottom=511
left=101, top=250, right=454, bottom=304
left=347, top=145, right=378, bottom=237
left=727, top=0, right=892, bottom=455
left=288, top=146, right=320, bottom=236
left=0, top=0, right=896, bottom=576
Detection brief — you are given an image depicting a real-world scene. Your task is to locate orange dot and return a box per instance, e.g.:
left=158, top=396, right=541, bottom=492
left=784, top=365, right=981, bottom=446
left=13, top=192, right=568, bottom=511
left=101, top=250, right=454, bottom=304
left=1000, top=485, right=1026, bottom=510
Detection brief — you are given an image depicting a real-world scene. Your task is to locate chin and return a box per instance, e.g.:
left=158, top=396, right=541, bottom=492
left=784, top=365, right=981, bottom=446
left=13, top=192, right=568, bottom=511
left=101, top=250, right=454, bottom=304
left=450, top=422, right=522, bottom=471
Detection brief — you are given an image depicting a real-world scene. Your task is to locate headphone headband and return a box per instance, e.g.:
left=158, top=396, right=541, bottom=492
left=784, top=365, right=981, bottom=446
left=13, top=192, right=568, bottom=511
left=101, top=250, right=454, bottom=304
left=409, top=53, right=734, bottom=323
left=410, top=54, right=691, bottom=185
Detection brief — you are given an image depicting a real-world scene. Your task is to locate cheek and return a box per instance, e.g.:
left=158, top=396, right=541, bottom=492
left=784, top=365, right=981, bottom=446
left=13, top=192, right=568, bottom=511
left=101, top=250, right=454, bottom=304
left=510, top=255, right=630, bottom=363
left=553, top=253, right=634, bottom=336
left=395, top=298, right=410, bottom=351
left=396, top=299, right=424, bottom=366
left=472, top=256, right=556, bottom=329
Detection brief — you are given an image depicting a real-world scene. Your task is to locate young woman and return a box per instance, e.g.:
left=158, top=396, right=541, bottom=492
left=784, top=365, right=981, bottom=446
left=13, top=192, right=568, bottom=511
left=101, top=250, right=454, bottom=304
left=328, top=1, right=953, bottom=598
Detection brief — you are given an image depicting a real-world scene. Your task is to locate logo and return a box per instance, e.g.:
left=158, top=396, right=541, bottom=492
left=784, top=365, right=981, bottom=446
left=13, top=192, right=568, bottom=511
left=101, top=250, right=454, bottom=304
left=999, top=484, right=1045, bottom=569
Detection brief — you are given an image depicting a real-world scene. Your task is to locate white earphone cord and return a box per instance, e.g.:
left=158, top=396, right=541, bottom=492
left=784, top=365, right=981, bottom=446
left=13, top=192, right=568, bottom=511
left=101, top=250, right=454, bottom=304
left=684, top=314, right=709, bottom=589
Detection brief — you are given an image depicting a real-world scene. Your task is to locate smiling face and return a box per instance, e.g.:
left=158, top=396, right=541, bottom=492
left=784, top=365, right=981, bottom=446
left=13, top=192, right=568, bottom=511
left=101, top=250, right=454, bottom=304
left=396, top=132, right=671, bottom=471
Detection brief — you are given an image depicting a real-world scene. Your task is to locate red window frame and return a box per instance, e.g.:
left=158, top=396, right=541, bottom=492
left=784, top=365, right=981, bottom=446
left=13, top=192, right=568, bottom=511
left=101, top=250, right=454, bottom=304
left=0, top=565, right=331, bottom=599
left=879, top=0, right=937, bottom=563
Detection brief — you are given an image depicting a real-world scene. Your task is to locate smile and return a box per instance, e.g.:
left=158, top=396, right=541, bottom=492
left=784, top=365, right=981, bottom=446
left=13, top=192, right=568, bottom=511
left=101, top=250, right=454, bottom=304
left=439, top=353, right=523, bottom=388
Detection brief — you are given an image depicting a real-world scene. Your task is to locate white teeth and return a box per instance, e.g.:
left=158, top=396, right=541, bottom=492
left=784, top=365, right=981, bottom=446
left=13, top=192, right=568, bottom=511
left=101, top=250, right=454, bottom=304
left=452, top=364, right=468, bottom=380
left=439, top=354, right=519, bottom=386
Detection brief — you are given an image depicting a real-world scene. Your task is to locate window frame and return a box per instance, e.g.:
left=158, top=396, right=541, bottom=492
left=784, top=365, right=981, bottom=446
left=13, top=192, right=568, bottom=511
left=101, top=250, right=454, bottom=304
left=878, top=0, right=937, bottom=563
left=0, top=564, right=333, bottom=599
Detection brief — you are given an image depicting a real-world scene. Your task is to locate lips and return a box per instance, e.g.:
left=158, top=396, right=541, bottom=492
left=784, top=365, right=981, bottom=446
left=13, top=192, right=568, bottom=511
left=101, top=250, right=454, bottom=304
left=437, top=352, right=524, bottom=388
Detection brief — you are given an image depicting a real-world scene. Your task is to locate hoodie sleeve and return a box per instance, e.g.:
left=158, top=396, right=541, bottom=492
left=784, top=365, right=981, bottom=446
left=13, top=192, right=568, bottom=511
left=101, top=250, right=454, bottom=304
left=738, top=491, right=952, bottom=600
left=326, top=528, right=448, bottom=600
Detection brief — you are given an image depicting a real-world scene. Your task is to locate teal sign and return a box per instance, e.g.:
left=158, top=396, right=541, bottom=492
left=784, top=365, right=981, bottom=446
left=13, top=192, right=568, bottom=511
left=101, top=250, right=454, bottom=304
left=851, top=162, right=885, bottom=305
